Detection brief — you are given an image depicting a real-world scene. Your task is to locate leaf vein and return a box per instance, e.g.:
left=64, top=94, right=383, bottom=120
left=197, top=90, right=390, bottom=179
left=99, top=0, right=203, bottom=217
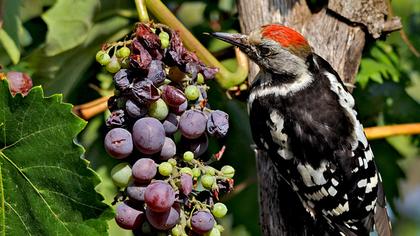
left=0, top=152, right=72, bottom=234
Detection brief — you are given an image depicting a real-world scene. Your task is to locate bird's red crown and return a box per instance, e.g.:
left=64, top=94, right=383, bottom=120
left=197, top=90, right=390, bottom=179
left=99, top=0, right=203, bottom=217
left=261, top=25, right=311, bottom=56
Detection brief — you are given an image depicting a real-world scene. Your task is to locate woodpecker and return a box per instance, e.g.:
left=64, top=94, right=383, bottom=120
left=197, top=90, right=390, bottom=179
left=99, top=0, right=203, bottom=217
left=211, top=24, right=391, bottom=236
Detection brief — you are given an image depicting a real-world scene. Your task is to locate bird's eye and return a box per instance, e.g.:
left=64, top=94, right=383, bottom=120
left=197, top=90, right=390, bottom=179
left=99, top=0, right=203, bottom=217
left=259, top=47, right=271, bottom=56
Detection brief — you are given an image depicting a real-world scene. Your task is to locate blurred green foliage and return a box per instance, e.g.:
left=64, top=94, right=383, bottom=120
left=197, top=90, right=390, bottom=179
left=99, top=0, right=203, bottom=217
left=0, top=0, right=419, bottom=235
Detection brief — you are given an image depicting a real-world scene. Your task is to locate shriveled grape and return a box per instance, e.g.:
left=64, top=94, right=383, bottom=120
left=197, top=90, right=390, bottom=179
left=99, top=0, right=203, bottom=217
left=207, top=110, right=229, bottom=138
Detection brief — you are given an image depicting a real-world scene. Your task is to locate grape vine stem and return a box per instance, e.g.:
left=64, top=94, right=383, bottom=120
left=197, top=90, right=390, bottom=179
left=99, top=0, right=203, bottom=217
left=144, top=0, right=249, bottom=89
left=72, top=96, right=110, bottom=120
left=134, top=0, right=149, bottom=23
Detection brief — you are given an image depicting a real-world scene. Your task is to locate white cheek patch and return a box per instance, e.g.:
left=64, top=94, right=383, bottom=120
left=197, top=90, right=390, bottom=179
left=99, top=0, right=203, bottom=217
left=249, top=71, right=314, bottom=105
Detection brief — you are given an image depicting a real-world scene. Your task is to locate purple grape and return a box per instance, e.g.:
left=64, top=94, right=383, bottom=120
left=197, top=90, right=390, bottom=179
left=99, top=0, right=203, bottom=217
left=6, top=71, right=33, bottom=96
left=106, top=109, right=125, bottom=128
left=207, top=110, right=229, bottom=138
left=171, top=100, right=188, bottom=115
left=127, top=182, right=147, bottom=202
left=104, top=128, right=133, bottom=159
left=159, top=137, right=176, bottom=160
left=147, top=60, right=165, bottom=85
left=181, top=134, right=208, bottom=157
left=144, top=181, right=175, bottom=212
left=115, top=201, right=144, bottom=230
left=132, top=158, right=157, bottom=183
left=131, top=80, right=160, bottom=104
left=161, top=85, right=186, bottom=107
left=113, top=69, right=131, bottom=91
left=125, top=99, right=147, bottom=118
left=145, top=206, right=180, bottom=230
left=162, top=113, right=179, bottom=135
left=179, top=110, right=207, bottom=139
left=191, top=210, right=215, bottom=234
left=132, top=117, right=165, bottom=154
left=180, top=173, right=192, bottom=196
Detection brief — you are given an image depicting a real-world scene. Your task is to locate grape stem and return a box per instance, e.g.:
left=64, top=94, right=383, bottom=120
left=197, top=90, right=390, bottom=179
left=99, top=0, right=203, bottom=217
left=144, top=0, right=249, bottom=89
left=134, top=0, right=149, bottom=23
left=72, top=96, right=111, bottom=119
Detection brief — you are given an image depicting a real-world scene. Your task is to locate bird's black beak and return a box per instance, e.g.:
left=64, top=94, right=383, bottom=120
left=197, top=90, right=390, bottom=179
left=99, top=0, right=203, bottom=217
left=209, top=32, right=250, bottom=51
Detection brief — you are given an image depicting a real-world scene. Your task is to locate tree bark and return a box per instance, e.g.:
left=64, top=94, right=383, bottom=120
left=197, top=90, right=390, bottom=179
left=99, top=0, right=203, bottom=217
left=236, top=1, right=401, bottom=235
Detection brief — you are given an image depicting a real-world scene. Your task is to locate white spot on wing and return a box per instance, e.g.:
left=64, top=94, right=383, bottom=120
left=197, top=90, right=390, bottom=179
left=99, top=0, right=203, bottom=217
left=357, top=179, right=367, bottom=188
left=328, top=186, right=337, bottom=196
left=331, top=178, right=339, bottom=186
left=365, top=199, right=377, bottom=211
left=365, top=173, right=378, bottom=193
left=297, top=161, right=328, bottom=187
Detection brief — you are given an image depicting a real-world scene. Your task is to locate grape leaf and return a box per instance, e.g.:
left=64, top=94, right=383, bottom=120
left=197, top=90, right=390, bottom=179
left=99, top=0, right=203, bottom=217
left=42, top=0, right=99, bottom=56
left=0, top=80, right=113, bottom=235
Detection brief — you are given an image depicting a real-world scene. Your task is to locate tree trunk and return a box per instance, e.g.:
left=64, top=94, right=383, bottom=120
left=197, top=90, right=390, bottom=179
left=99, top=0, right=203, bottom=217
left=236, top=1, right=401, bottom=235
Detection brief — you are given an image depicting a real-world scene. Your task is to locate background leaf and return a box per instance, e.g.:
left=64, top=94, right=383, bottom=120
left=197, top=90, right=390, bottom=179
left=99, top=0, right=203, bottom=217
left=0, top=80, right=113, bottom=235
left=41, top=0, right=100, bottom=56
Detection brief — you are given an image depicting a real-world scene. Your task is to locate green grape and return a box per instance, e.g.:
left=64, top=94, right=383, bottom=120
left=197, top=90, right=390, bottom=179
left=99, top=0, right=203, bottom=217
left=106, top=56, right=121, bottom=73
left=149, top=98, right=169, bottom=120
left=120, top=57, right=129, bottom=69
left=205, top=166, right=216, bottom=176
left=158, top=162, right=173, bottom=176
left=197, top=73, right=205, bottom=84
left=221, top=165, right=235, bottom=178
left=192, top=167, right=201, bottom=178
left=211, top=203, right=228, bottom=218
left=168, top=158, right=177, bottom=166
left=184, top=85, right=200, bottom=100
left=180, top=167, right=193, bottom=176
left=183, top=151, right=194, bottom=162
left=204, top=227, right=221, bottom=236
left=96, top=50, right=111, bottom=65
left=201, top=174, right=214, bottom=189
left=159, top=31, right=170, bottom=49
left=110, top=162, right=132, bottom=188
left=171, top=225, right=182, bottom=236
left=116, top=46, right=130, bottom=58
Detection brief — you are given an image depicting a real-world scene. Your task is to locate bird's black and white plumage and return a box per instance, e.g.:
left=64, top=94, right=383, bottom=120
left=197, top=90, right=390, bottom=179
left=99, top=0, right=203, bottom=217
left=212, top=24, right=391, bottom=236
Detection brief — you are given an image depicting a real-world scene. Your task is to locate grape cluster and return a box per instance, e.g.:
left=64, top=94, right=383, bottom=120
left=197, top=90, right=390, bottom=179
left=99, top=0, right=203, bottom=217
left=99, top=23, right=233, bottom=235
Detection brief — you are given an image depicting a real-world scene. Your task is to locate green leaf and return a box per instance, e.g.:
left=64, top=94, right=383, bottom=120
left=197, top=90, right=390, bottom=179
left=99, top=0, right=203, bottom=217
left=0, top=80, right=113, bottom=235
left=0, top=29, right=20, bottom=64
left=356, top=41, right=400, bottom=88
left=42, top=0, right=100, bottom=56
left=26, top=16, right=130, bottom=97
